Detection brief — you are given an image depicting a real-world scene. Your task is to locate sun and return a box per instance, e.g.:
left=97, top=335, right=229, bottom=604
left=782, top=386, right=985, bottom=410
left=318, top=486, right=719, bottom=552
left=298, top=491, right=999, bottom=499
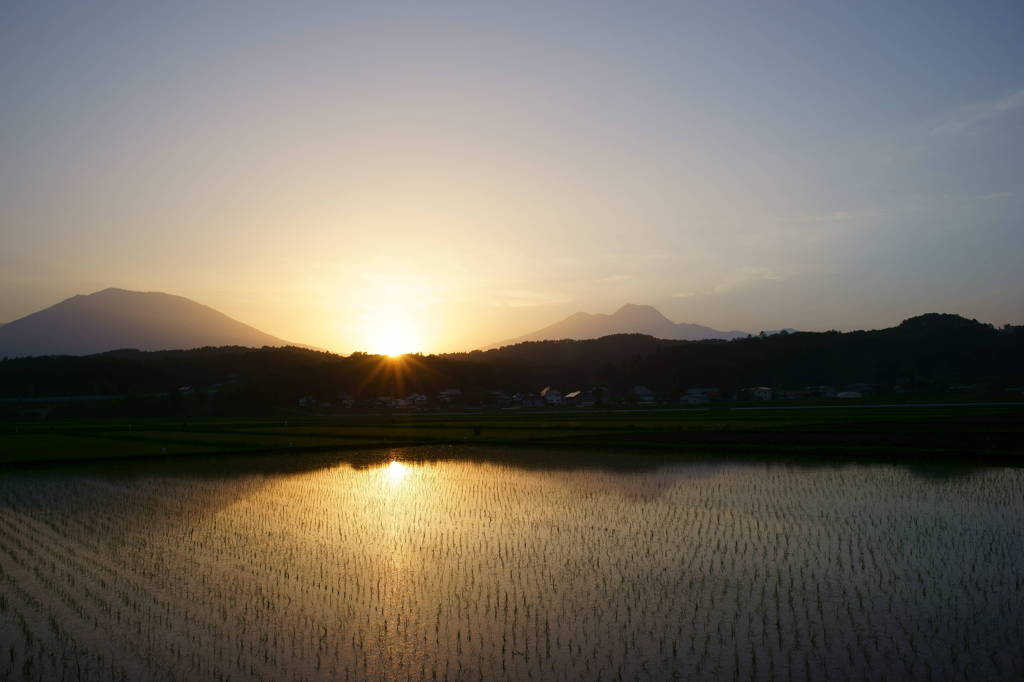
left=364, top=309, right=423, bottom=356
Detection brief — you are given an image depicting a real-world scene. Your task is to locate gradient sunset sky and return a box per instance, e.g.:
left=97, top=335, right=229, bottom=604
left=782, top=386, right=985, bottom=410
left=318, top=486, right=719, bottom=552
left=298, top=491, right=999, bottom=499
left=2, top=1, right=1022, bottom=353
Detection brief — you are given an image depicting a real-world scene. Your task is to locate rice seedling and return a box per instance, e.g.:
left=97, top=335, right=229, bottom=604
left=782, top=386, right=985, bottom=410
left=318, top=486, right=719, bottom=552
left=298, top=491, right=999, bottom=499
left=0, top=448, right=1021, bottom=680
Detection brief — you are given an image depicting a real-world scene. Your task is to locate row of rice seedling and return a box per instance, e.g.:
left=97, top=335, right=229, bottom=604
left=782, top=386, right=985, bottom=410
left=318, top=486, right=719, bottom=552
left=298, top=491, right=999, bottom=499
left=0, top=449, right=1022, bottom=680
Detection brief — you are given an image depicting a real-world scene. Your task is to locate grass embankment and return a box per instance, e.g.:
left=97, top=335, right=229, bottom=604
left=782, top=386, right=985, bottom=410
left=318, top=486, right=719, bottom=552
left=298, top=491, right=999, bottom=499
left=1, top=403, right=1022, bottom=465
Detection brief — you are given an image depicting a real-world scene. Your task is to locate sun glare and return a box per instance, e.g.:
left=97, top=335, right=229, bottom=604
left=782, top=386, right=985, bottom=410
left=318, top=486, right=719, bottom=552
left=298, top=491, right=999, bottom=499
left=384, top=460, right=408, bottom=486
left=363, top=307, right=423, bottom=356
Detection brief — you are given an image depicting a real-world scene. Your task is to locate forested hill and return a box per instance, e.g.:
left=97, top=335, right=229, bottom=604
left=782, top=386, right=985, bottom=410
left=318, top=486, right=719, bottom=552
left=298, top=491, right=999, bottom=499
left=1, top=314, right=1022, bottom=415
left=448, top=313, right=1024, bottom=388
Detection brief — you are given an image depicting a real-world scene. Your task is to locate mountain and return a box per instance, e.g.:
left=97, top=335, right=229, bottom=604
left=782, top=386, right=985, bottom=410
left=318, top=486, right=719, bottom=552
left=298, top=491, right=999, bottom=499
left=492, top=303, right=749, bottom=347
left=0, top=288, right=295, bottom=358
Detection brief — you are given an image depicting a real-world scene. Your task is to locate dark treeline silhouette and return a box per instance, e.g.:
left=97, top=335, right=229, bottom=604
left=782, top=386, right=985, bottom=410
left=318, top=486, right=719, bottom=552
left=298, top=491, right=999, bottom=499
left=448, top=313, right=1024, bottom=392
left=1, top=314, right=1022, bottom=417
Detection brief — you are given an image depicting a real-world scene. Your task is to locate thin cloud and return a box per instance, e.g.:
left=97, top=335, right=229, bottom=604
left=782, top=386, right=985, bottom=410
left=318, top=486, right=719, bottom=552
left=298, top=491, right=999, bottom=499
left=497, top=290, right=574, bottom=308
left=973, top=190, right=1018, bottom=201
left=790, top=209, right=876, bottom=225
left=672, top=268, right=784, bottom=300
left=930, top=88, right=1024, bottom=136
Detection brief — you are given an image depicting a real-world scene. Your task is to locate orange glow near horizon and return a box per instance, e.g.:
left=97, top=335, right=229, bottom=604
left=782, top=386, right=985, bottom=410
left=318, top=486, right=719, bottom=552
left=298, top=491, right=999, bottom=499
left=355, top=352, right=433, bottom=400
left=361, top=305, right=424, bottom=356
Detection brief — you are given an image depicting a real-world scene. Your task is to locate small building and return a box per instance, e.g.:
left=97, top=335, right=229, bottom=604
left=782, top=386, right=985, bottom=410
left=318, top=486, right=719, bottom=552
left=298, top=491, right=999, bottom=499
left=778, top=389, right=809, bottom=400
left=438, top=388, right=462, bottom=404
left=486, top=391, right=512, bottom=407
left=541, top=387, right=564, bottom=405
left=574, top=389, right=597, bottom=408
left=745, top=387, right=773, bottom=401
left=806, top=385, right=837, bottom=398
left=15, top=406, right=50, bottom=420
left=631, top=386, right=656, bottom=406
left=514, top=392, right=545, bottom=408
left=682, top=387, right=721, bottom=404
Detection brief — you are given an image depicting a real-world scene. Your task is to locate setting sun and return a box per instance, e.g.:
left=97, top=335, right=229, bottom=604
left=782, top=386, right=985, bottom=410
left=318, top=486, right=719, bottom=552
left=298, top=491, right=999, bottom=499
left=362, top=306, right=423, bottom=356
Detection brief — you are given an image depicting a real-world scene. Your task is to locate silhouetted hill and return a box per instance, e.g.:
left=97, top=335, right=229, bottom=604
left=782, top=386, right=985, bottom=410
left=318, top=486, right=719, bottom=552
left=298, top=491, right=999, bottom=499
left=1, top=313, right=1021, bottom=417
left=492, top=303, right=748, bottom=347
left=0, top=288, right=294, bottom=358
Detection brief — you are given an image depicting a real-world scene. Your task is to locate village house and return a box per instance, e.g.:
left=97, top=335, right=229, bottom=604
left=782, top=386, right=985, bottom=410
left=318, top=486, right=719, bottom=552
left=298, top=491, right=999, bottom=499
left=742, top=387, right=773, bottom=401
left=681, top=387, right=721, bottom=404
left=513, top=392, right=546, bottom=408
left=540, top=387, right=564, bottom=405
left=778, top=389, right=810, bottom=400
left=575, top=389, right=598, bottom=408
left=631, top=386, right=656, bottom=406
left=438, top=388, right=462, bottom=404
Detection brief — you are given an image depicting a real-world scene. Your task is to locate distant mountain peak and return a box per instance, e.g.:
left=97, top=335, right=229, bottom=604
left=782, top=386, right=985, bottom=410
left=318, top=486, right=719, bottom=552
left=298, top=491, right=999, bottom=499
left=0, top=288, right=297, bottom=358
left=490, top=303, right=750, bottom=348
left=92, top=287, right=168, bottom=298
left=614, top=302, right=653, bottom=313
left=611, top=303, right=673, bottom=323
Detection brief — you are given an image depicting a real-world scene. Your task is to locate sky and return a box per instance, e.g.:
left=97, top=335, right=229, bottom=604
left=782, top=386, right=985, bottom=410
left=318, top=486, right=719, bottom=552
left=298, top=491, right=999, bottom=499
left=1, top=1, right=1022, bottom=353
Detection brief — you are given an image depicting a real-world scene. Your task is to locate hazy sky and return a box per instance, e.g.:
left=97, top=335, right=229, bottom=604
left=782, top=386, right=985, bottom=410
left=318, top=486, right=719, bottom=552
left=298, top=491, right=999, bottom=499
left=2, top=1, right=1023, bottom=353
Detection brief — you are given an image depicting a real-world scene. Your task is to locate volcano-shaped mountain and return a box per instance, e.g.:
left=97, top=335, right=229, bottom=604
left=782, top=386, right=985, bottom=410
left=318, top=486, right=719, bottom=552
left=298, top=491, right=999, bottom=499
left=492, top=303, right=749, bottom=347
left=0, top=288, right=294, bottom=358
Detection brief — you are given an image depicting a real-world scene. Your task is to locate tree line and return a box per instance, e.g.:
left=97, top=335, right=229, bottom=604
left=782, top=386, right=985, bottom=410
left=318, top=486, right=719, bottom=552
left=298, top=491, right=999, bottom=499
left=1, top=313, right=1021, bottom=417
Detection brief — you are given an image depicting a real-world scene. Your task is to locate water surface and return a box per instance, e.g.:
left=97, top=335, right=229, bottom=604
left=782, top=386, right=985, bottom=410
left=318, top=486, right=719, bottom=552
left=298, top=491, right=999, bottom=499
left=1, top=447, right=1022, bottom=681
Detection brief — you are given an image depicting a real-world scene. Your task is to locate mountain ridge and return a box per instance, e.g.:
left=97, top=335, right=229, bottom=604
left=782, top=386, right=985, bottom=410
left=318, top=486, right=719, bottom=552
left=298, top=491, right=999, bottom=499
left=490, top=303, right=750, bottom=348
left=0, top=288, right=296, bottom=358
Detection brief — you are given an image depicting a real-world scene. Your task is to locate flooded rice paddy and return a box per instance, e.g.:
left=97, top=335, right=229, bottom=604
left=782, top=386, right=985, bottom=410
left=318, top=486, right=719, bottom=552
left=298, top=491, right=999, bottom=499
left=0, top=447, right=1022, bottom=681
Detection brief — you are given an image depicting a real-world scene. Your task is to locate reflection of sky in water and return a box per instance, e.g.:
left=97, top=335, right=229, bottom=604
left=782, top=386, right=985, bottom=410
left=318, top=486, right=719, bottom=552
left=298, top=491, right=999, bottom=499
left=0, top=447, right=1021, bottom=681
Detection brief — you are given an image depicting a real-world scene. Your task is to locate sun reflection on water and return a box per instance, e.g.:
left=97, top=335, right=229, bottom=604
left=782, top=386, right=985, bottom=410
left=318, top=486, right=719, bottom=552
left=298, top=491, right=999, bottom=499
left=383, top=459, right=409, bottom=487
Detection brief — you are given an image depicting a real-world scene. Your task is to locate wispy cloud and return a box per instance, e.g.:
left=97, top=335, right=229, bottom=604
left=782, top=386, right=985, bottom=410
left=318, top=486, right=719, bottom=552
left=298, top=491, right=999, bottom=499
left=496, top=289, right=574, bottom=308
left=930, top=88, right=1024, bottom=136
left=790, top=198, right=938, bottom=228
left=790, top=209, right=876, bottom=225
left=672, top=268, right=784, bottom=299
left=973, top=190, right=1019, bottom=202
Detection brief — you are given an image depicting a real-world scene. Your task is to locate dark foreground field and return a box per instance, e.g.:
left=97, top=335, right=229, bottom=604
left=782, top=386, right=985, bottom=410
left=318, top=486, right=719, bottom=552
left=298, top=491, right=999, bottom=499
left=2, top=403, right=1022, bottom=465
